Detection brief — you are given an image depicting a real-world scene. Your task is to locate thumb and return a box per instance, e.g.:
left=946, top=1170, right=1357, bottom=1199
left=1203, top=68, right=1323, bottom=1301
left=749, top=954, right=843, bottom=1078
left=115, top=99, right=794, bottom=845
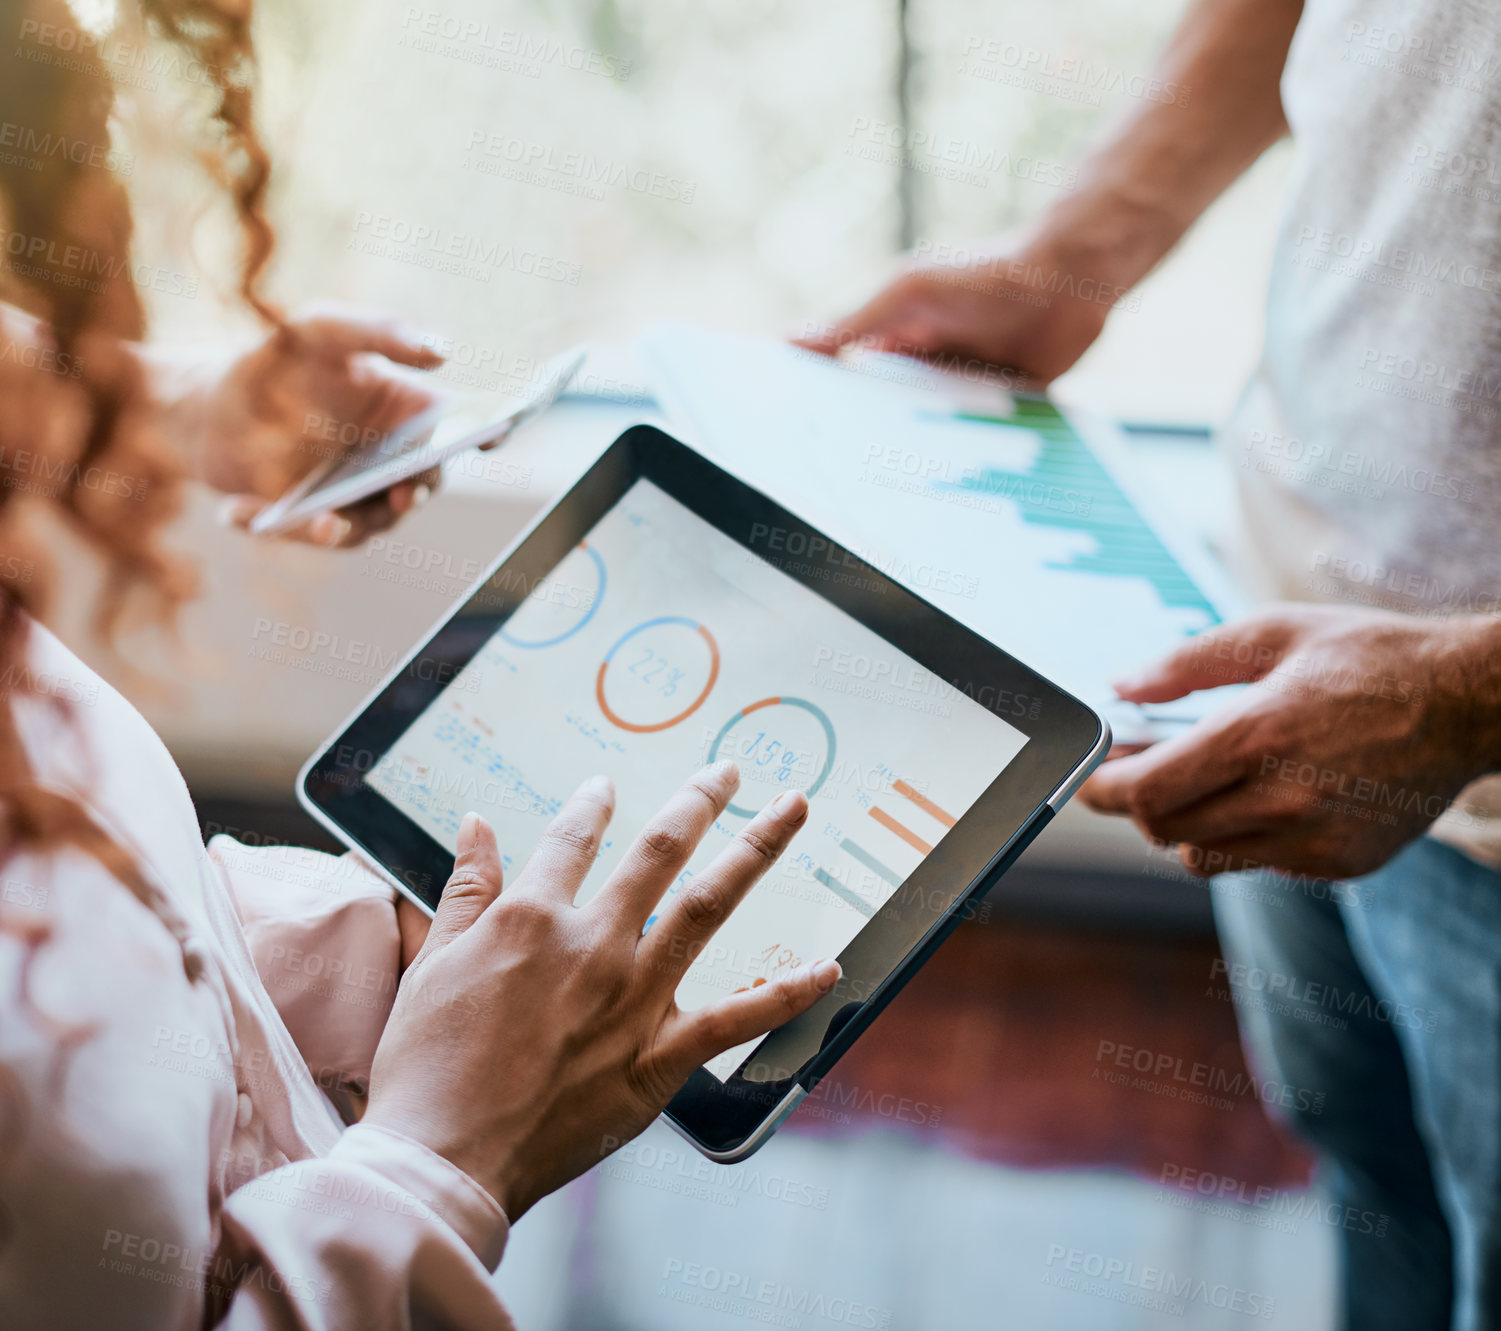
left=215, top=494, right=262, bottom=530
left=420, top=812, right=504, bottom=957
left=1112, top=612, right=1300, bottom=703
left=217, top=494, right=358, bottom=547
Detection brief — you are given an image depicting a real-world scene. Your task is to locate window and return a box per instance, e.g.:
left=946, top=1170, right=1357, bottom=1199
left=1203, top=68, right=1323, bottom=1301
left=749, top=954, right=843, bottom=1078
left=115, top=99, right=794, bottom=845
left=132, top=0, right=1290, bottom=423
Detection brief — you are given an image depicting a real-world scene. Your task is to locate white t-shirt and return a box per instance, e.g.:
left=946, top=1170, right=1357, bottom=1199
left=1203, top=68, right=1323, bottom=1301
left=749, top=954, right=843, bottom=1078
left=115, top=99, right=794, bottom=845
left=1223, top=0, right=1501, bottom=866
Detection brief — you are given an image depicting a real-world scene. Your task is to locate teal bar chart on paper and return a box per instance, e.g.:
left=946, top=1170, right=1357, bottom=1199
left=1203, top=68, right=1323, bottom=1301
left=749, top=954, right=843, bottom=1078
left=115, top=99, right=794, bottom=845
left=638, top=326, right=1241, bottom=710
left=934, top=399, right=1222, bottom=622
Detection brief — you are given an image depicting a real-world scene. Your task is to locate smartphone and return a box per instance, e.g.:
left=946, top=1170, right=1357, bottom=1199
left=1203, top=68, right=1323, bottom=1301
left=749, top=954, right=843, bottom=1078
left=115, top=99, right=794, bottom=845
left=249, top=344, right=586, bottom=536
left=1100, top=701, right=1200, bottom=748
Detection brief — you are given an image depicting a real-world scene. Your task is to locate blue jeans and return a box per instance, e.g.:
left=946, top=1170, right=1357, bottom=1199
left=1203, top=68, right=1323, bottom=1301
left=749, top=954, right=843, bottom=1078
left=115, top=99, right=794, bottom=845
left=1214, top=838, right=1501, bottom=1331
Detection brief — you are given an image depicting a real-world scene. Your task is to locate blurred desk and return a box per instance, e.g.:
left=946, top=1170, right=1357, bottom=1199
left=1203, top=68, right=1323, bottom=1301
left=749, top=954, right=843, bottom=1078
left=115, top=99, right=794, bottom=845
left=68, top=368, right=1236, bottom=930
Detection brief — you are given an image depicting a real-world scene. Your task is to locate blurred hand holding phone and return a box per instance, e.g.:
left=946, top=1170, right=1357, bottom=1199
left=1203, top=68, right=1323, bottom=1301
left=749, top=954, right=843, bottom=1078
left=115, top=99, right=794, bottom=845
left=249, top=344, right=586, bottom=537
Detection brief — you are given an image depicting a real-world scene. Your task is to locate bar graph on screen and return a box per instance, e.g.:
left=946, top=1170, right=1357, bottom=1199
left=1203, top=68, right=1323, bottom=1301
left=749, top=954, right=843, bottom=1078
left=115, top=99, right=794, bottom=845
left=804, top=773, right=963, bottom=921
left=930, top=400, right=1222, bottom=621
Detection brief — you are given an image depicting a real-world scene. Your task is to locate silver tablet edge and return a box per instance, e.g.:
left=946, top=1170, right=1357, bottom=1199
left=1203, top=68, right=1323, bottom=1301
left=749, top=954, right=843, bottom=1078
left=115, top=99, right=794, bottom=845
left=663, top=1084, right=809, bottom=1165
left=1047, top=712, right=1113, bottom=810
left=294, top=770, right=438, bottom=917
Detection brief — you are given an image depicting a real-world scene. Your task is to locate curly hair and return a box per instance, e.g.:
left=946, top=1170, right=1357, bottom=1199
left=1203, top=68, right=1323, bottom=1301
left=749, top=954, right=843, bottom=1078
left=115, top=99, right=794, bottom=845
left=0, top=0, right=281, bottom=1169
left=1, top=0, right=282, bottom=618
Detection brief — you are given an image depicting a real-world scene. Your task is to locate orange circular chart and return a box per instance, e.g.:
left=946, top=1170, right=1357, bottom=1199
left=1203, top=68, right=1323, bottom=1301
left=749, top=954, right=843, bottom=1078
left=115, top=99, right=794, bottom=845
left=594, top=616, right=721, bottom=733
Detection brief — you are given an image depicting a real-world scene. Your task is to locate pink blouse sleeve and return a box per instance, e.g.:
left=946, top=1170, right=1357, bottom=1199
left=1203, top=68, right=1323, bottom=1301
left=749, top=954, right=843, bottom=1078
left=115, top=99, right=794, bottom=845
left=215, top=1124, right=515, bottom=1330
left=209, top=837, right=404, bottom=1092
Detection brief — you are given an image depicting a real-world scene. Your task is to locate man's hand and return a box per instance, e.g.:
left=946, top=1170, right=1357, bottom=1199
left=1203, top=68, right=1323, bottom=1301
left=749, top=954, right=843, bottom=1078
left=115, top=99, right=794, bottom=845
left=798, top=0, right=1302, bottom=385
left=151, top=304, right=449, bottom=547
left=794, top=232, right=1121, bottom=387
left=1081, top=604, right=1501, bottom=880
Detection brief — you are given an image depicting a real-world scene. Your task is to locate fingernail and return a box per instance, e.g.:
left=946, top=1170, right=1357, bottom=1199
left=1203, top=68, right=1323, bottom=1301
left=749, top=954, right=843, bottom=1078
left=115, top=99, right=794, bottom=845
left=811, top=959, right=841, bottom=992
left=316, top=514, right=353, bottom=546
left=1110, top=676, right=1139, bottom=696
left=772, top=790, right=807, bottom=817
left=456, top=811, right=479, bottom=854
left=214, top=496, right=245, bottom=528
left=411, top=483, right=432, bottom=507
left=581, top=773, right=614, bottom=800
left=710, top=759, right=739, bottom=784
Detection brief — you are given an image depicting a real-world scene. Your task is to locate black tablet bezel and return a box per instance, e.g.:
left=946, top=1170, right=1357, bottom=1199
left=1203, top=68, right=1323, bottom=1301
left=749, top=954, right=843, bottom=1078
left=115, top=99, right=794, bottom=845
left=299, top=423, right=1106, bottom=1157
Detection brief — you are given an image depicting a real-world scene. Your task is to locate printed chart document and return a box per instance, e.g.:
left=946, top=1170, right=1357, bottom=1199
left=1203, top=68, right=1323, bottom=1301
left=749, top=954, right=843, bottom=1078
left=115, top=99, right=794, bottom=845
left=637, top=325, right=1245, bottom=717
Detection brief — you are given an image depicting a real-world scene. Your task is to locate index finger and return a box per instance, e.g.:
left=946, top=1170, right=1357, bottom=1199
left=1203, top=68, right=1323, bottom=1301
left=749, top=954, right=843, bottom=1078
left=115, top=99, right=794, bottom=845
left=593, top=760, right=739, bottom=929
left=516, top=774, right=616, bottom=904
left=290, top=308, right=444, bottom=369
left=639, top=789, right=808, bottom=982
left=1111, top=609, right=1300, bottom=704
left=791, top=273, right=923, bottom=357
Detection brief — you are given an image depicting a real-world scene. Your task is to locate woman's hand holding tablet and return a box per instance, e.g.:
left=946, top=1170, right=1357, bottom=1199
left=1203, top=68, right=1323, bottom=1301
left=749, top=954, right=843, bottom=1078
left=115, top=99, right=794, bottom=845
left=363, top=761, right=840, bottom=1219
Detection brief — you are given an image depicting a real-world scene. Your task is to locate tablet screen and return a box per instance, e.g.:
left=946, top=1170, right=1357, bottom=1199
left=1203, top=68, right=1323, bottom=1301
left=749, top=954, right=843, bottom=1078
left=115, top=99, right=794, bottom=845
left=365, top=478, right=1028, bottom=1079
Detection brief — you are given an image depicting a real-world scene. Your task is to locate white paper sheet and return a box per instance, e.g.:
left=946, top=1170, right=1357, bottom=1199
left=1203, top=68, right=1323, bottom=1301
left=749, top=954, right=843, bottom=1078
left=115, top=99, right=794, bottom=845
left=638, top=325, right=1246, bottom=721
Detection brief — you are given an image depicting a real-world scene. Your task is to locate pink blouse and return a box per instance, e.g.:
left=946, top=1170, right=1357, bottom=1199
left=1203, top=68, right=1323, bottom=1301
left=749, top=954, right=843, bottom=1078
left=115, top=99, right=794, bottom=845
left=0, top=617, right=516, bottom=1329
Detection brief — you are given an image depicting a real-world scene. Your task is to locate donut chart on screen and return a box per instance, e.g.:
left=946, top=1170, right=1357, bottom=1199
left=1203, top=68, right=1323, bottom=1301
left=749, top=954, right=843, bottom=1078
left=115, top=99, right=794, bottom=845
left=499, top=542, right=606, bottom=648
left=708, top=696, right=837, bottom=818
left=595, top=616, right=721, bottom=733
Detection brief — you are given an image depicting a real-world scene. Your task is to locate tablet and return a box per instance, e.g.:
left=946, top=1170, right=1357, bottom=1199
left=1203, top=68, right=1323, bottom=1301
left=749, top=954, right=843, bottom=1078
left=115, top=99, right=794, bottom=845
left=249, top=345, right=585, bottom=536
left=298, top=425, right=1108, bottom=1162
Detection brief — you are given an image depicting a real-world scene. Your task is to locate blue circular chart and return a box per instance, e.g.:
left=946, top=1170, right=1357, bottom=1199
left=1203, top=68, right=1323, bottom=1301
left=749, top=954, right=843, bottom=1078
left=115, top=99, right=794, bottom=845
left=708, top=696, right=837, bottom=818
left=499, top=542, right=606, bottom=649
